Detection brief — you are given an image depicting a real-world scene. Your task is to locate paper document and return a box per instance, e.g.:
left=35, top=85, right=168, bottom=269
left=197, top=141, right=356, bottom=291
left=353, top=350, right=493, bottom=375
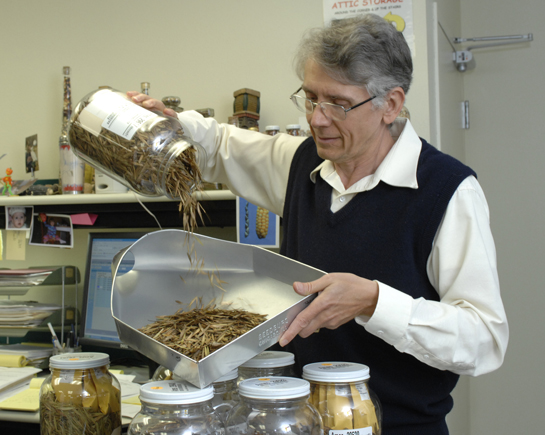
left=0, top=366, right=41, bottom=393
left=0, top=377, right=45, bottom=412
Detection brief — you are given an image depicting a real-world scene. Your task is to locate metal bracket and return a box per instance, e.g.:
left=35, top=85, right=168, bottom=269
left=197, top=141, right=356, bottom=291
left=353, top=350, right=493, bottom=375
left=452, top=33, right=533, bottom=72
left=461, top=101, right=470, bottom=130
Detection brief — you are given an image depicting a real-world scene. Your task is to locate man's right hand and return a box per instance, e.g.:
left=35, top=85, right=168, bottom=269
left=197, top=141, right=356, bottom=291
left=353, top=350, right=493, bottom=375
left=126, top=91, right=178, bottom=117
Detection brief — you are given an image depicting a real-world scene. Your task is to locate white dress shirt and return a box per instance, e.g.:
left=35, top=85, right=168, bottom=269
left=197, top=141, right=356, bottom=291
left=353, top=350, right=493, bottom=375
left=179, top=111, right=509, bottom=377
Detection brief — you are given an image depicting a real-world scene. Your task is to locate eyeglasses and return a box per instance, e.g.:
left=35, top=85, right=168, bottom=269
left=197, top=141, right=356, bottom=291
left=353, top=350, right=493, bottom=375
left=290, top=87, right=376, bottom=121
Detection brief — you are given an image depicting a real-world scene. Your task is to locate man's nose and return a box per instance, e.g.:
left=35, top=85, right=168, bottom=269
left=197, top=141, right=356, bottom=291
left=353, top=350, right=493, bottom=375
left=309, top=103, right=331, bottom=127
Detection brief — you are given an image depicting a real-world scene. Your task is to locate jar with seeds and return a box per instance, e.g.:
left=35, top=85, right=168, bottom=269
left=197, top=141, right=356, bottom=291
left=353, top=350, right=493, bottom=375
left=286, top=124, right=302, bottom=137
left=225, top=376, right=322, bottom=435
left=40, top=352, right=121, bottom=435
left=210, top=368, right=240, bottom=424
left=151, top=366, right=239, bottom=424
left=128, top=380, right=225, bottom=435
left=237, top=350, right=295, bottom=384
left=264, top=125, right=280, bottom=136
left=68, top=87, right=206, bottom=202
left=302, top=362, right=382, bottom=435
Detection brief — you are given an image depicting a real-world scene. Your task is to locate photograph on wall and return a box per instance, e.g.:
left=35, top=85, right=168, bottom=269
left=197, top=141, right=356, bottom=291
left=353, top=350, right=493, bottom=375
left=25, top=134, right=39, bottom=174
left=236, top=197, right=280, bottom=248
left=29, top=213, right=73, bottom=248
left=5, top=206, right=34, bottom=231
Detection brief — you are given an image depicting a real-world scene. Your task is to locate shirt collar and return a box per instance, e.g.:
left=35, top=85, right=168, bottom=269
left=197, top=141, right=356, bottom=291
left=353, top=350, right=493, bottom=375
left=309, top=118, right=421, bottom=191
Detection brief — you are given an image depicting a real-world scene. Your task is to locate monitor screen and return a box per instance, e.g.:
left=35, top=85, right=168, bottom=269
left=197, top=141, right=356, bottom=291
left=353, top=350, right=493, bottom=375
left=79, top=231, right=149, bottom=349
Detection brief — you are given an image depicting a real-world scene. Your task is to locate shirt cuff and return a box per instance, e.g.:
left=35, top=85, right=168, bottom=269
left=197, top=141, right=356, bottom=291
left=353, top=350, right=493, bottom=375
left=357, top=281, right=413, bottom=346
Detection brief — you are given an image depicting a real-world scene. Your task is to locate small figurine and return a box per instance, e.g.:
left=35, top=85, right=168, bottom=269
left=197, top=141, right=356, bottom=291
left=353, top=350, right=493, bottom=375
left=1, top=168, right=13, bottom=196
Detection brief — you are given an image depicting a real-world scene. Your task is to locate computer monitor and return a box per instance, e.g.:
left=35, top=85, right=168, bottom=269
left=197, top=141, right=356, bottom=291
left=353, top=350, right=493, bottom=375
left=79, top=231, right=149, bottom=349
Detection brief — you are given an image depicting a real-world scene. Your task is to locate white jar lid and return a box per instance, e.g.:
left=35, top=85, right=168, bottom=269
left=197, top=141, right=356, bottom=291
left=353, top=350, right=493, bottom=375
left=140, top=380, right=214, bottom=404
left=213, top=368, right=239, bottom=383
left=302, top=362, right=370, bottom=382
left=265, top=125, right=280, bottom=131
left=286, top=124, right=301, bottom=129
left=240, top=351, right=295, bottom=368
left=49, top=352, right=110, bottom=369
left=239, top=376, right=309, bottom=399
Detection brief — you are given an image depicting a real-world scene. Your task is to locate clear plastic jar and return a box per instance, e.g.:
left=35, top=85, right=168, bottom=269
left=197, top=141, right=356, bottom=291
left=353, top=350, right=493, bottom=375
left=39, top=352, right=121, bottom=435
left=151, top=366, right=239, bottom=423
left=68, top=87, right=206, bottom=199
left=211, top=368, right=240, bottom=424
left=152, top=364, right=174, bottom=381
left=162, top=96, right=184, bottom=113
left=129, top=380, right=224, bottom=435
left=303, top=362, right=382, bottom=435
left=264, top=125, right=280, bottom=136
left=286, top=124, right=302, bottom=136
left=226, top=376, right=322, bottom=435
left=237, top=350, right=295, bottom=383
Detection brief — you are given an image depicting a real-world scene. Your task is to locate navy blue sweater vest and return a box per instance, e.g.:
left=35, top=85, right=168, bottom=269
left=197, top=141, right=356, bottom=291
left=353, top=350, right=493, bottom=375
left=276, top=137, right=476, bottom=435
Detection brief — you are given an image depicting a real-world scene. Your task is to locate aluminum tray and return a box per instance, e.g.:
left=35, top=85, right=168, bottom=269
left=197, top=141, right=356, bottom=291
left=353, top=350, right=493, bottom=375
left=110, top=229, right=326, bottom=388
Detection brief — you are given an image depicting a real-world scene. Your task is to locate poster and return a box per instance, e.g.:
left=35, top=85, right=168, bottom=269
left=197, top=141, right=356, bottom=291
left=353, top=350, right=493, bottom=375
left=323, top=0, right=415, bottom=55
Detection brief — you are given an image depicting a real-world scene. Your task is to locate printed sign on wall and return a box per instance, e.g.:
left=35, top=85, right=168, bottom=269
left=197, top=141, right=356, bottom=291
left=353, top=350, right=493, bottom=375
left=323, top=0, right=415, bottom=55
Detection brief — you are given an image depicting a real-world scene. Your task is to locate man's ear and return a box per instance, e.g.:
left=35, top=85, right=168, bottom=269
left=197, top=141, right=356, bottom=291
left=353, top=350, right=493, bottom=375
left=382, top=87, right=406, bottom=125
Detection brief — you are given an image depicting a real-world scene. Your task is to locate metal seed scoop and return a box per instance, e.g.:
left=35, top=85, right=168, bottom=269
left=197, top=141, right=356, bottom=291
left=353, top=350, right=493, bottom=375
left=110, top=229, right=325, bottom=388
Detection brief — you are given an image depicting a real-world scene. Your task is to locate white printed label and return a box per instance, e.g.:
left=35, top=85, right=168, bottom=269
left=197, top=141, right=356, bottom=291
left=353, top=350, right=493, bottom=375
left=57, top=370, right=75, bottom=383
left=81, top=91, right=157, bottom=140
left=329, top=428, right=372, bottom=435
left=355, top=383, right=371, bottom=401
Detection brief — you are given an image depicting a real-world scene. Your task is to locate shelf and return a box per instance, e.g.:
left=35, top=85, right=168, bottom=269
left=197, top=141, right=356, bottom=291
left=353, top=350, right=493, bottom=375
left=0, top=190, right=237, bottom=229
left=0, top=189, right=235, bottom=206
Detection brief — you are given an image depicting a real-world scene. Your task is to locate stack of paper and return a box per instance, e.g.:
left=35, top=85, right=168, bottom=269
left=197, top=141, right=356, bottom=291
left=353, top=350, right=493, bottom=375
left=0, top=344, right=53, bottom=368
left=0, top=301, right=61, bottom=327
left=0, top=366, right=42, bottom=405
left=0, top=377, right=45, bottom=412
left=0, top=268, right=56, bottom=287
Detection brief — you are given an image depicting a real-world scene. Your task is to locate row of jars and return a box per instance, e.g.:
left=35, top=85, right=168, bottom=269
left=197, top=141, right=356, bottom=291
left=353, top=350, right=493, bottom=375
left=39, top=351, right=381, bottom=434
left=265, top=124, right=307, bottom=137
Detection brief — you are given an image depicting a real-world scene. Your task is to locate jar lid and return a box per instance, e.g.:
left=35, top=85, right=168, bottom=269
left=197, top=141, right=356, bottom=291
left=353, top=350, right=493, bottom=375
left=239, top=376, right=309, bottom=399
left=302, top=362, right=370, bottom=382
left=213, top=368, right=239, bottom=383
left=240, top=351, right=295, bottom=368
left=286, top=124, right=301, bottom=129
left=265, top=125, right=280, bottom=131
left=140, top=380, right=214, bottom=404
left=49, top=352, right=110, bottom=369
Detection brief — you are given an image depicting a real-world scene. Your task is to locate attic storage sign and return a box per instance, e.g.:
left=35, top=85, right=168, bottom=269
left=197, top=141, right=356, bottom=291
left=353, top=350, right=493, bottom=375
left=323, top=0, right=415, bottom=55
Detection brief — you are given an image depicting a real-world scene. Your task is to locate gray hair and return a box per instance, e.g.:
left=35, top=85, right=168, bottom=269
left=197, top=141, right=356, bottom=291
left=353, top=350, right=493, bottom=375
left=294, top=14, right=413, bottom=108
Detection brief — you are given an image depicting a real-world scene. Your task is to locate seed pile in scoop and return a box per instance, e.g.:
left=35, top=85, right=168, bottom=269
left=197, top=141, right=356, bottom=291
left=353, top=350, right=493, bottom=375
left=139, top=299, right=267, bottom=361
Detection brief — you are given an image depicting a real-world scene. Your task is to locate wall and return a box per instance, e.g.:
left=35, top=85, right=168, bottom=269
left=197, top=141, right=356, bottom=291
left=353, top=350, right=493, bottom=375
left=0, top=0, right=431, bottom=180
left=460, top=0, right=545, bottom=433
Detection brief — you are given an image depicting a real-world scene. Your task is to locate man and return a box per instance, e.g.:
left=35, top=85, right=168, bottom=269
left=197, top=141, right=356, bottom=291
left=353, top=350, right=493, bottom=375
left=130, top=14, right=508, bottom=434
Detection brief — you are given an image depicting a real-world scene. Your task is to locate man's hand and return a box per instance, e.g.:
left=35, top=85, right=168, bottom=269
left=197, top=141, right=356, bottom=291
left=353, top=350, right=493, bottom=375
left=278, top=273, right=379, bottom=347
left=126, top=91, right=178, bottom=117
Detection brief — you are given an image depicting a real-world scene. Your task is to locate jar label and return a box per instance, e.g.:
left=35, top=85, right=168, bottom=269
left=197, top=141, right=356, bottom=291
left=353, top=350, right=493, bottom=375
left=354, top=383, right=371, bottom=401
left=329, top=428, right=372, bottom=435
left=81, top=91, right=157, bottom=140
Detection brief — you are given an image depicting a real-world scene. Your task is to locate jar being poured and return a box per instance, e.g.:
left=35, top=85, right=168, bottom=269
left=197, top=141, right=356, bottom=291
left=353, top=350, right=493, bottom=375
left=68, top=87, right=206, bottom=231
